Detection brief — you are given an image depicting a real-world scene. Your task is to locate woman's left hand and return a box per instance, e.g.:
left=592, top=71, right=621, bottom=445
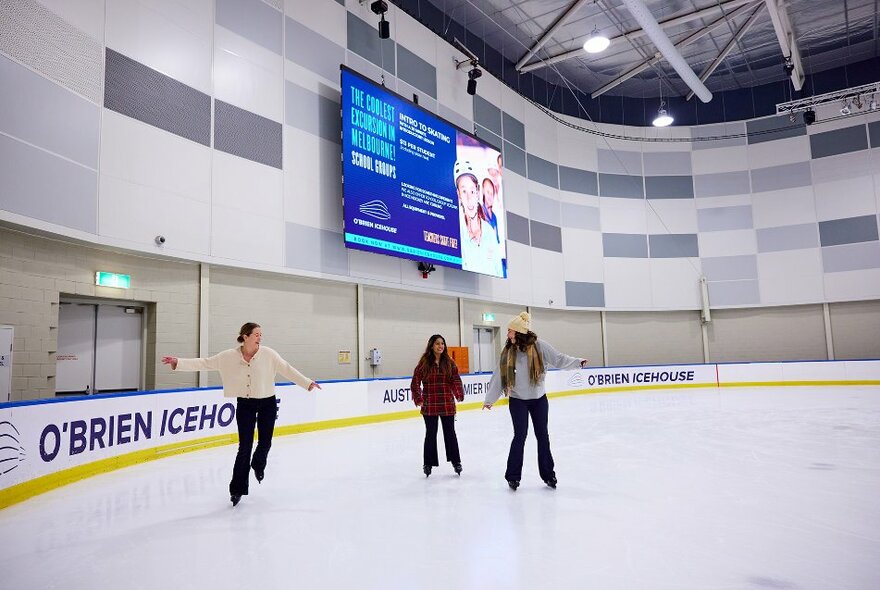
left=580, top=359, right=588, bottom=368
left=308, top=382, right=322, bottom=391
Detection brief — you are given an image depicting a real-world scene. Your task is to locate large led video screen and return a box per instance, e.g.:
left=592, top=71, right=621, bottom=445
left=341, top=66, right=507, bottom=278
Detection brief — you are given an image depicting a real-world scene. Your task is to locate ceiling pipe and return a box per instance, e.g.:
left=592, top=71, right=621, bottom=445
left=516, top=0, right=590, bottom=71
left=619, top=0, right=713, bottom=102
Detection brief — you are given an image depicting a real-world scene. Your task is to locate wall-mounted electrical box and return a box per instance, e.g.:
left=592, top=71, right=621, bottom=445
left=369, top=348, right=382, bottom=366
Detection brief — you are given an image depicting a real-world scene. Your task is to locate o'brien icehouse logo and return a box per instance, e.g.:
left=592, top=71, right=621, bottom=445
left=0, top=420, right=26, bottom=475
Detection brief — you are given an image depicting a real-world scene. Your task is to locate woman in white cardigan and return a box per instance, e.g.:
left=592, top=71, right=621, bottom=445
left=162, top=322, right=320, bottom=507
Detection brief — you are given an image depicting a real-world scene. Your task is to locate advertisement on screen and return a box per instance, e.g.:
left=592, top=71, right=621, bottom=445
left=341, top=66, right=507, bottom=278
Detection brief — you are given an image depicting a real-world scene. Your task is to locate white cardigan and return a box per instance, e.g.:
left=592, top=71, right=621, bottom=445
left=175, top=346, right=313, bottom=399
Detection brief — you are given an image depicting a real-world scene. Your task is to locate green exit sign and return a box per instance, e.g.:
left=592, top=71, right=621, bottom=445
left=95, top=272, right=131, bottom=289
left=482, top=313, right=495, bottom=322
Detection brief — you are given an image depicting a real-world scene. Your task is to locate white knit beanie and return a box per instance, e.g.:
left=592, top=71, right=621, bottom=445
left=508, top=311, right=531, bottom=334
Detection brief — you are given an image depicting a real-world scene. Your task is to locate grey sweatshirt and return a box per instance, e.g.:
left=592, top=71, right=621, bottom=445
left=484, top=340, right=583, bottom=406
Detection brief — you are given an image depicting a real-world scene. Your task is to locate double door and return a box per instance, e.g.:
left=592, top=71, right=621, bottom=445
left=55, top=303, right=143, bottom=395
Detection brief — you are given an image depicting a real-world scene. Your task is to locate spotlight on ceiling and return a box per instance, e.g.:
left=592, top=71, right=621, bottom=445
left=870, top=95, right=878, bottom=111
left=803, top=109, right=816, bottom=125
left=583, top=25, right=610, bottom=54
left=840, top=100, right=852, bottom=116
left=782, top=57, right=794, bottom=76
left=370, top=0, right=390, bottom=39
left=652, top=102, right=673, bottom=127
left=467, top=66, right=482, bottom=96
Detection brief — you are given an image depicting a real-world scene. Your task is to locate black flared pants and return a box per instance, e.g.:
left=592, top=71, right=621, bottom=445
left=230, top=396, right=277, bottom=496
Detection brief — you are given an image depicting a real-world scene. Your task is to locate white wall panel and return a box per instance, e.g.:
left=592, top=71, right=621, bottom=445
left=691, top=145, right=749, bottom=174
left=37, top=0, right=105, bottom=41
left=100, top=110, right=211, bottom=202
left=693, top=193, right=752, bottom=210
left=99, top=174, right=211, bottom=254
left=599, top=198, right=647, bottom=234
left=105, top=0, right=213, bottom=94
left=649, top=258, right=702, bottom=308
left=603, top=258, right=652, bottom=308
left=212, top=150, right=282, bottom=219
left=502, top=171, right=529, bottom=215
left=757, top=250, right=825, bottom=304
left=751, top=187, right=817, bottom=228
left=562, top=228, right=604, bottom=282
left=747, top=135, right=811, bottom=169
left=697, top=229, right=758, bottom=257
left=647, top=200, right=698, bottom=234
left=214, top=26, right=283, bottom=122
left=523, top=101, right=557, bottom=162
left=211, top=206, right=283, bottom=266
left=530, top=248, right=565, bottom=308
left=283, top=127, right=343, bottom=231
left=505, top=240, right=533, bottom=305
left=813, top=176, right=876, bottom=222
left=824, top=269, right=880, bottom=301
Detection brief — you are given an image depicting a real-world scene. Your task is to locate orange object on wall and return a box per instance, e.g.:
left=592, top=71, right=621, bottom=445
left=447, top=346, right=470, bottom=374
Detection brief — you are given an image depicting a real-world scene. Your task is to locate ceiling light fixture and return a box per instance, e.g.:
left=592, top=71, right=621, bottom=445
left=582, top=25, right=610, bottom=54
left=652, top=103, right=674, bottom=127
left=840, top=100, right=852, bottom=116
left=870, top=95, right=878, bottom=111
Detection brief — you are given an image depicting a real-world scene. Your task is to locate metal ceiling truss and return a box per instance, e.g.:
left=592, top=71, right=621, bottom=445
left=776, top=81, right=880, bottom=114
left=763, top=0, right=805, bottom=91
left=517, top=0, right=761, bottom=74
left=589, top=0, right=762, bottom=98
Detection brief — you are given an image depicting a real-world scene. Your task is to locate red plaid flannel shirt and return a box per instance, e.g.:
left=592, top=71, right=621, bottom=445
left=410, top=361, right=464, bottom=416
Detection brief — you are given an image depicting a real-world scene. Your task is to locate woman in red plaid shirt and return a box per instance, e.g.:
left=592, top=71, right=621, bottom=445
left=410, top=334, right=465, bottom=477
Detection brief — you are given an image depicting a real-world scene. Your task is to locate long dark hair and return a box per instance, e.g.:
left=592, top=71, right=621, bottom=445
left=500, top=330, right=544, bottom=388
left=237, top=322, right=260, bottom=343
left=416, top=334, right=454, bottom=377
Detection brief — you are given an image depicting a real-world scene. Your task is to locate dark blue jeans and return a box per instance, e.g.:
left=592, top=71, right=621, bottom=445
left=230, top=396, right=277, bottom=496
left=506, top=395, right=555, bottom=482
left=423, top=415, right=461, bottom=466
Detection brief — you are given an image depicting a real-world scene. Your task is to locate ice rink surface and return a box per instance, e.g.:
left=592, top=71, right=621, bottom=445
left=1, top=386, right=879, bottom=590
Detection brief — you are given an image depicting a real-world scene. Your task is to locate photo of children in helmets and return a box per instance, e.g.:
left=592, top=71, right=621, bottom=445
left=453, top=134, right=506, bottom=278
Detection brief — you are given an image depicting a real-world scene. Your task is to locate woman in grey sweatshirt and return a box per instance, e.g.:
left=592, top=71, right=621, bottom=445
left=483, top=312, right=587, bottom=490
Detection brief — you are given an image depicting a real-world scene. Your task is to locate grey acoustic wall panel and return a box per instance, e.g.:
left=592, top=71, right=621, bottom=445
left=822, top=242, right=880, bottom=273
left=503, top=141, right=527, bottom=176
left=285, top=17, right=345, bottom=82
left=809, top=125, right=870, bottom=159
left=756, top=223, right=819, bottom=253
left=527, top=154, right=559, bottom=188
left=396, top=45, right=436, bottom=99
left=346, top=12, right=395, bottom=74
left=559, top=166, right=598, bottom=195
left=707, top=280, right=760, bottom=305
left=506, top=212, right=530, bottom=245
left=603, top=233, right=648, bottom=258
left=215, top=100, right=282, bottom=168
left=691, top=121, right=747, bottom=150
left=530, top=220, right=563, bottom=252
left=285, top=82, right=341, bottom=144
left=645, top=175, right=694, bottom=199
left=528, top=193, right=561, bottom=226
left=643, top=151, right=692, bottom=175
left=285, top=222, right=349, bottom=275
left=560, top=203, right=600, bottom=230
left=0, top=54, right=99, bottom=169
left=649, top=234, right=698, bottom=258
left=694, top=171, right=751, bottom=197
left=474, top=96, right=502, bottom=136
left=701, top=255, right=758, bottom=281
left=750, top=161, right=812, bottom=193
left=697, top=205, right=753, bottom=232
left=818, top=215, right=879, bottom=247
left=870, top=121, right=880, bottom=148
left=105, top=49, right=211, bottom=146
left=0, top=0, right=103, bottom=103
left=216, top=0, right=282, bottom=55
left=746, top=114, right=806, bottom=144
left=598, top=173, right=644, bottom=199
left=565, top=281, right=605, bottom=307
left=598, top=149, right=642, bottom=174
left=0, top=134, right=96, bottom=232
left=502, top=112, right=525, bottom=149
left=475, top=125, right=502, bottom=150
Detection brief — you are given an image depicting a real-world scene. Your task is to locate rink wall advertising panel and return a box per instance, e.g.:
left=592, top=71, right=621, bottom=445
left=341, top=66, right=508, bottom=278
left=1, top=360, right=879, bottom=508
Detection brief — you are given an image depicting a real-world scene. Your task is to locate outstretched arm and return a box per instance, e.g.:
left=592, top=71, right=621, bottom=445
left=272, top=350, right=317, bottom=391
left=483, top=367, right=504, bottom=409
left=165, top=353, right=223, bottom=372
left=539, top=340, right=587, bottom=370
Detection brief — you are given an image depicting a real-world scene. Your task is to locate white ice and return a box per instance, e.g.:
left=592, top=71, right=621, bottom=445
left=1, top=386, right=879, bottom=590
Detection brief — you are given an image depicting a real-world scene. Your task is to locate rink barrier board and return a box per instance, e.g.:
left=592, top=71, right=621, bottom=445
left=1, top=360, right=878, bottom=510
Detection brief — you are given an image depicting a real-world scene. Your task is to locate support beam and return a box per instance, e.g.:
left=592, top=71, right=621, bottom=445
left=686, top=4, right=765, bottom=100
left=518, top=0, right=758, bottom=74
left=590, top=1, right=757, bottom=98
left=515, top=0, right=590, bottom=71
left=764, top=0, right=805, bottom=90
